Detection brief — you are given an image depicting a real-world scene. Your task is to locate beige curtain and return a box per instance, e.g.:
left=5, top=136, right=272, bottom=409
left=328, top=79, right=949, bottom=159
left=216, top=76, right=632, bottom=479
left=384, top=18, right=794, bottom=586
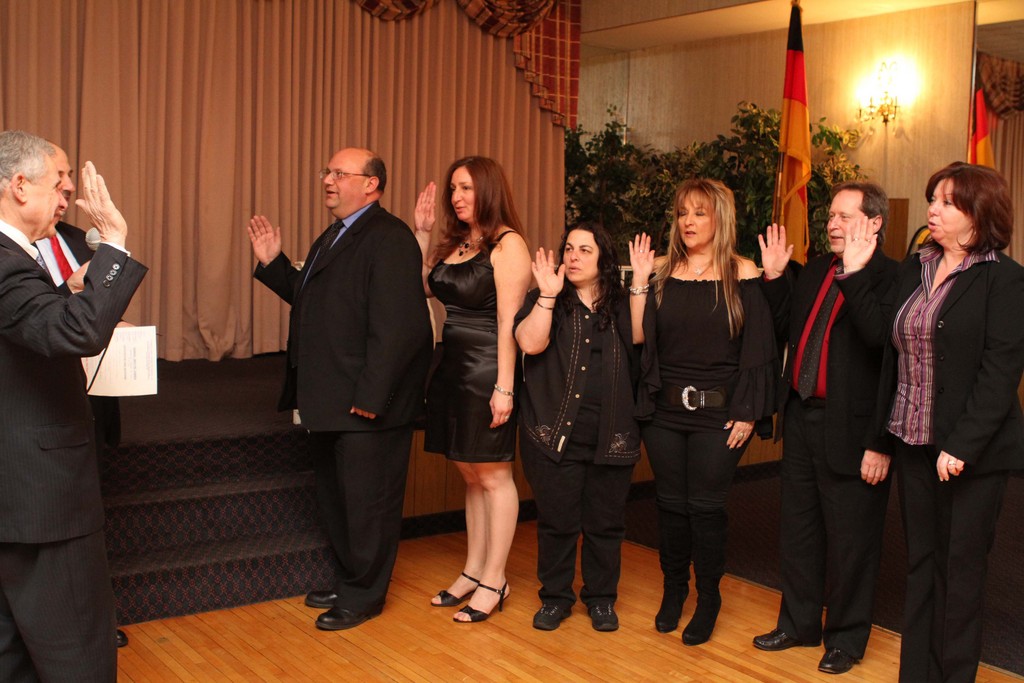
left=0, top=0, right=564, bottom=360
left=991, top=112, right=1024, bottom=263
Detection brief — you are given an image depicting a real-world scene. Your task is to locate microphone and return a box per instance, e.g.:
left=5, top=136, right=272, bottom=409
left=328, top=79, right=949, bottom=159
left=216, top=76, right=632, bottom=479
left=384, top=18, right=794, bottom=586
left=85, top=227, right=101, bottom=251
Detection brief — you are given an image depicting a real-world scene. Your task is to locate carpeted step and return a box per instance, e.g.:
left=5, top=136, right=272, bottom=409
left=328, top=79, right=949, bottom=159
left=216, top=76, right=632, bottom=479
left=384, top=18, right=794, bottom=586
left=100, top=429, right=310, bottom=496
left=109, top=529, right=338, bottom=624
left=103, top=472, right=319, bottom=556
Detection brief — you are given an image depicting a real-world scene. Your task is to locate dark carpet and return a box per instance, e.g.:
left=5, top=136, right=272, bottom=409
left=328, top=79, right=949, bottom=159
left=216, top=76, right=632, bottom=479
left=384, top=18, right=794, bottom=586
left=624, top=462, right=1024, bottom=676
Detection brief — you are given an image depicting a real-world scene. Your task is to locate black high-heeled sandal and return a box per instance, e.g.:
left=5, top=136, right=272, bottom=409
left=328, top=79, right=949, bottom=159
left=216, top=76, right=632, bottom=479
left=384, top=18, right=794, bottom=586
left=453, top=582, right=508, bottom=623
left=431, top=572, right=480, bottom=607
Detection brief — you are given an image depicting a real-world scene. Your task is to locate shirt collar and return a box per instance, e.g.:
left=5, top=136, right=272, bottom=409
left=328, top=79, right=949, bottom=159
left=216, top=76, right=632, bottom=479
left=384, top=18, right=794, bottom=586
left=0, top=217, right=40, bottom=259
left=920, top=241, right=998, bottom=270
left=339, top=201, right=375, bottom=229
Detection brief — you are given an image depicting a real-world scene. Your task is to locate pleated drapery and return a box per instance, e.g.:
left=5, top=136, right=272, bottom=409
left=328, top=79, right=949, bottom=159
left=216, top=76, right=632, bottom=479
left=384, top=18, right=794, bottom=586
left=0, top=0, right=565, bottom=360
left=512, top=0, right=579, bottom=128
left=352, top=0, right=579, bottom=128
left=351, top=0, right=438, bottom=21
left=975, top=53, right=1024, bottom=263
left=978, top=52, right=1024, bottom=117
left=991, top=112, right=1024, bottom=263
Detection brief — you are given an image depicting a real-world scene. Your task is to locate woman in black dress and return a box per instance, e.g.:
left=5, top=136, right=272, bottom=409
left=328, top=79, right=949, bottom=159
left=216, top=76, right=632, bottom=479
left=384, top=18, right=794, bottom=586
left=414, top=157, right=531, bottom=622
left=629, top=178, right=777, bottom=646
left=514, top=223, right=641, bottom=633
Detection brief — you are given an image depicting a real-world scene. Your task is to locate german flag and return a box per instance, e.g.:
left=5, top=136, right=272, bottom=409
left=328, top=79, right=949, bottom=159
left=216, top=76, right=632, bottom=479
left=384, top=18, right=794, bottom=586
left=774, top=1, right=811, bottom=263
left=969, top=88, right=995, bottom=168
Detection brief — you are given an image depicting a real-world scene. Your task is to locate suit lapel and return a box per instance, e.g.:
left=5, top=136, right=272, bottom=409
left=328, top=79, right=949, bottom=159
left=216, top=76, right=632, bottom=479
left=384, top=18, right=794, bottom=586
left=939, top=260, right=988, bottom=317
left=307, top=202, right=381, bottom=282
left=0, top=232, right=58, bottom=292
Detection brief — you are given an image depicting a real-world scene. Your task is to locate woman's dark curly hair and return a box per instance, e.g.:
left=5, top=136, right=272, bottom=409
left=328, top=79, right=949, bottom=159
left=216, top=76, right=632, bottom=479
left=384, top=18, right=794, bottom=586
left=555, top=222, right=625, bottom=331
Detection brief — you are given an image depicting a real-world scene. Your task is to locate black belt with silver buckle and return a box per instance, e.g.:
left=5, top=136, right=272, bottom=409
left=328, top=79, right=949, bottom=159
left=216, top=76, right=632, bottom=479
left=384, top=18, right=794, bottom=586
left=665, top=384, right=728, bottom=411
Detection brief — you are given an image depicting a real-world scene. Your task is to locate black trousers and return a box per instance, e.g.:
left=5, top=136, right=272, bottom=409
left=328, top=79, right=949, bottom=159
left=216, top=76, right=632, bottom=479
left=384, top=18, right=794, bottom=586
left=642, top=424, right=743, bottom=516
left=642, top=423, right=744, bottom=592
left=520, top=440, right=634, bottom=608
left=775, top=396, right=890, bottom=658
left=0, top=530, right=117, bottom=683
left=895, top=440, right=1009, bottom=683
left=309, top=426, right=413, bottom=613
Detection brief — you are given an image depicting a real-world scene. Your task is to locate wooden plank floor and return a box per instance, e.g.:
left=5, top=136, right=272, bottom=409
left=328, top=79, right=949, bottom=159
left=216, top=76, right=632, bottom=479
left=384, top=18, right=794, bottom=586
left=116, top=522, right=1022, bottom=682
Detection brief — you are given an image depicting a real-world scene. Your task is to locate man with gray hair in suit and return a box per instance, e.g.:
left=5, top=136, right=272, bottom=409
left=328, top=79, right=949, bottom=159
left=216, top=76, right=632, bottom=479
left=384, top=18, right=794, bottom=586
left=0, top=130, right=147, bottom=681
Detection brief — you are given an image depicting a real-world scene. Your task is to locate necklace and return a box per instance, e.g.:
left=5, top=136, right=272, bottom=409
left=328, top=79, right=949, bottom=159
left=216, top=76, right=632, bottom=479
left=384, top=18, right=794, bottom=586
left=690, top=260, right=713, bottom=277
left=457, top=235, right=484, bottom=257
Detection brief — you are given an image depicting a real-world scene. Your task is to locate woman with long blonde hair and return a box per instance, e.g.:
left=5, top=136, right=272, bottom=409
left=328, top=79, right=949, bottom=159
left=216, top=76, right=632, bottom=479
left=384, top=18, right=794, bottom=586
left=629, top=178, right=778, bottom=646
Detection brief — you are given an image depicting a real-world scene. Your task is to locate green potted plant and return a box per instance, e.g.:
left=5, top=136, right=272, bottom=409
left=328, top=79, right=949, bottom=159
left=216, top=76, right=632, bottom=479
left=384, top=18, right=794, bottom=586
left=565, top=103, right=863, bottom=262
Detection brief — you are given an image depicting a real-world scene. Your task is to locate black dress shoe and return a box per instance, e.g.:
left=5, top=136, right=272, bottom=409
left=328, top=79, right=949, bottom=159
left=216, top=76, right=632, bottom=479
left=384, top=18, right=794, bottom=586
left=305, top=590, right=338, bottom=609
left=115, top=629, right=128, bottom=648
left=818, top=648, right=858, bottom=674
left=315, top=607, right=382, bottom=631
left=753, top=628, right=814, bottom=651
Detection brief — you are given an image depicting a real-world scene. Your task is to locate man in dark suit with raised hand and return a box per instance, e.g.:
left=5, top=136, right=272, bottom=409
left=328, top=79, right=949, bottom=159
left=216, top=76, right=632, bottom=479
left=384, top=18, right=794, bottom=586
left=0, top=130, right=147, bottom=681
left=34, top=142, right=128, bottom=648
left=248, top=147, right=432, bottom=631
left=753, top=182, right=898, bottom=675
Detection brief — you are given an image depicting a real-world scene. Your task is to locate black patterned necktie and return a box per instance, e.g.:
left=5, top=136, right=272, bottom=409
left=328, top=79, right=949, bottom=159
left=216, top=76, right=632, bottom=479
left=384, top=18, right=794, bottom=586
left=797, top=264, right=843, bottom=400
left=300, top=220, right=342, bottom=290
left=291, top=220, right=343, bottom=367
left=321, top=220, right=343, bottom=252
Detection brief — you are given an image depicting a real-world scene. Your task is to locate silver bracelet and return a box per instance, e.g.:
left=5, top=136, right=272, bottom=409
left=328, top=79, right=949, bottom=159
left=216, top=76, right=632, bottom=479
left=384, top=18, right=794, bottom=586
left=629, top=284, right=650, bottom=295
left=493, top=384, right=514, bottom=397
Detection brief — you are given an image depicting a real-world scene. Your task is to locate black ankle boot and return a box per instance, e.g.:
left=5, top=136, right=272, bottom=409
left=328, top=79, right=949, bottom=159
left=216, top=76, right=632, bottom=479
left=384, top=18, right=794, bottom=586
left=681, top=578, right=721, bottom=645
left=655, top=582, right=689, bottom=633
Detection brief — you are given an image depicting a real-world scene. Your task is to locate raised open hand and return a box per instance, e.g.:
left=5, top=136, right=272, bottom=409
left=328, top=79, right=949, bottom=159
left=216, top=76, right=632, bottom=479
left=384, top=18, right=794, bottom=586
left=531, top=247, right=565, bottom=296
left=628, top=233, right=655, bottom=284
left=414, top=182, right=437, bottom=235
left=247, top=215, right=282, bottom=266
left=841, top=214, right=878, bottom=274
left=757, top=223, right=793, bottom=280
left=75, top=162, right=128, bottom=247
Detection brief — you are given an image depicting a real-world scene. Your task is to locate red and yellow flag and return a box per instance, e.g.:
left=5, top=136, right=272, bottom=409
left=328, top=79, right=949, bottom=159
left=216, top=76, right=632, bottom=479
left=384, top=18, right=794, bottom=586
left=969, top=88, right=995, bottom=168
left=774, top=1, right=811, bottom=263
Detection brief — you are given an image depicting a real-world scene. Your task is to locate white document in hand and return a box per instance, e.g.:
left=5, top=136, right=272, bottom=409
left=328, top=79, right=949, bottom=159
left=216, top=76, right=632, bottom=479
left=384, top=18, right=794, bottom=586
left=82, top=325, right=158, bottom=396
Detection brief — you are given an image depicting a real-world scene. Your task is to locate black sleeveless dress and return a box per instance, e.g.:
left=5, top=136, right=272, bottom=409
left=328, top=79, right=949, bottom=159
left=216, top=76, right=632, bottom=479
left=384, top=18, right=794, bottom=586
left=424, top=245, right=517, bottom=462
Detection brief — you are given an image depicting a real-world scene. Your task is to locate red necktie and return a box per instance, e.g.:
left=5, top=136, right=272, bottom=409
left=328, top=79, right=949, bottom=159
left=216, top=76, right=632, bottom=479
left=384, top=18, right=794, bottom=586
left=49, top=235, right=74, bottom=280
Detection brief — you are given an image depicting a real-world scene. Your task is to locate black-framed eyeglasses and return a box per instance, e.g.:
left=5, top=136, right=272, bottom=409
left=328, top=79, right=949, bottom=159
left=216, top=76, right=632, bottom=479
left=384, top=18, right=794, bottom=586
left=319, top=168, right=371, bottom=181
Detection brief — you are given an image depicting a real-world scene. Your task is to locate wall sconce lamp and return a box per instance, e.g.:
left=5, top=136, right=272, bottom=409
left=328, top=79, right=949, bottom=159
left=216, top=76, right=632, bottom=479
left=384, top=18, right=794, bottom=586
left=858, top=61, right=901, bottom=126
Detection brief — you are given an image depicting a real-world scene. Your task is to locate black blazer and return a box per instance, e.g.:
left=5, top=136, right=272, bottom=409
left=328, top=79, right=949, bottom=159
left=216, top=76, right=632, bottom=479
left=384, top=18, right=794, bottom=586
left=255, top=202, right=433, bottom=432
left=762, top=248, right=897, bottom=476
left=862, top=251, right=1024, bottom=472
left=0, top=235, right=146, bottom=543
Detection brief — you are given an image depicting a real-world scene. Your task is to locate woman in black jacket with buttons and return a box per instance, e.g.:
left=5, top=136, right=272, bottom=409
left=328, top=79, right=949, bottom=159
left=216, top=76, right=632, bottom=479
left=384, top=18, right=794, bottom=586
left=514, top=222, right=641, bottom=634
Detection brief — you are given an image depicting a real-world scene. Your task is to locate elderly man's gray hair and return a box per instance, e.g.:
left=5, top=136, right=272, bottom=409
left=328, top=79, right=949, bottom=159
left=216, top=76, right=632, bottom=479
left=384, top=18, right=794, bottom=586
left=0, top=130, right=55, bottom=194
